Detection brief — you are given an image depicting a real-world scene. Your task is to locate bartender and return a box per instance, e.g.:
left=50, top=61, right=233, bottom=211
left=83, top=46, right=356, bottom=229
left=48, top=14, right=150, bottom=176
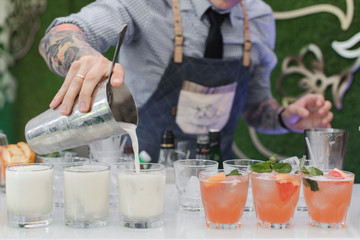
left=39, top=0, right=333, bottom=161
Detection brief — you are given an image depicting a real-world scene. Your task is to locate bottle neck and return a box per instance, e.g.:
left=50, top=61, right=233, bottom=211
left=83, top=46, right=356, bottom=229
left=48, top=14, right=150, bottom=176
left=159, top=147, right=176, bottom=166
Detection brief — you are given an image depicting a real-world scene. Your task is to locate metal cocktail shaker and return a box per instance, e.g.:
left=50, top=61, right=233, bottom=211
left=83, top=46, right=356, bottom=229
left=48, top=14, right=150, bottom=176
left=304, top=128, right=348, bottom=169
left=25, top=25, right=137, bottom=155
left=25, top=80, right=137, bottom=155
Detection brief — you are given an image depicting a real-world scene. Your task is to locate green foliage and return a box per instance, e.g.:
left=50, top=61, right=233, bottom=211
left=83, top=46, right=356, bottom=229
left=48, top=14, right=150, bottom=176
left=237, top=0, right=360, bottom=183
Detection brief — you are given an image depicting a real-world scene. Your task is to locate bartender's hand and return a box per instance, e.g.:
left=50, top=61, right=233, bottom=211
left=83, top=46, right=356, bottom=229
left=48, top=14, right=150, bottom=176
left=49, top=55, right=124, bottom=115
left=281, top=94, right=333, bottom=132
left=39, top=24, right=125, bottom=115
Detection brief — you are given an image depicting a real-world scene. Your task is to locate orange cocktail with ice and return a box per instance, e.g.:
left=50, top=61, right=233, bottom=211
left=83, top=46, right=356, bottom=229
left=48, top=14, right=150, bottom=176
left=250, top=156, right=301, bottom=228
left=199, top=169, right=249, bottom=229
left=251, top=172, right=300, bottom=228
left=302, top=168, right=354, bottom=229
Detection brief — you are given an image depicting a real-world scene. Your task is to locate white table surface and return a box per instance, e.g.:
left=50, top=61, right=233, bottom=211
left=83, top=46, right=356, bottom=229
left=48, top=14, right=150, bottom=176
left=0, top=184, right=359, bottom=240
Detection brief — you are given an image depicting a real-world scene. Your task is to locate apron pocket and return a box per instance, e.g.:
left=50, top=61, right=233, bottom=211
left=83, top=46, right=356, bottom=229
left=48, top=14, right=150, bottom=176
left=176, top=80, right=237, bottom=134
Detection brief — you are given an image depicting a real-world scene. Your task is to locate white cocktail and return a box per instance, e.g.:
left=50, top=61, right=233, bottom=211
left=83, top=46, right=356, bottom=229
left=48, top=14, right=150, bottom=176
left=117, top=162, right=166, bottom=228
left=6, top=163, right=54, bottom=228
left=64, top=164, right=110, bottom=228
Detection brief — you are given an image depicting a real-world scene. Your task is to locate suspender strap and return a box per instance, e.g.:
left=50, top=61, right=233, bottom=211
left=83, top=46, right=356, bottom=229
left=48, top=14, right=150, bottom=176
left=240, top=0, right=251, bottom=67
left=170, top=0, right=251, bottom=66
left=171, top=0, right=184, bottom=63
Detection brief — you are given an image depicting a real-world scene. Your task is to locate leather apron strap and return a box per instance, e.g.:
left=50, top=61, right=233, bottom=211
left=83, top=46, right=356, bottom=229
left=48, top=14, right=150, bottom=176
left=171, top=0, right=184, bottom=63
left=240, top=0, right=251, bottom=67
left=171, top=0, right=251, bottom=66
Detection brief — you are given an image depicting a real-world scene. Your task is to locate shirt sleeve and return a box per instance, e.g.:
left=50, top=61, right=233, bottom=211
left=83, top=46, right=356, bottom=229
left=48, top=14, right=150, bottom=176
left=46, top=0, right=148, bottom=53
left=242, top=10, right=277, bottom=113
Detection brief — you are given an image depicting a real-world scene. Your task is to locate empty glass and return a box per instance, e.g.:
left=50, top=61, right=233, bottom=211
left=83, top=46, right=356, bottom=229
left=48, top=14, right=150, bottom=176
left=173, top=159, right=218, bottom=211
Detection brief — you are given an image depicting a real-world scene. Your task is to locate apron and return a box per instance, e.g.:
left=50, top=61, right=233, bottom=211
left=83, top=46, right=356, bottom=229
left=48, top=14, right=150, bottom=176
left=136, top=0, right=252, bottom=161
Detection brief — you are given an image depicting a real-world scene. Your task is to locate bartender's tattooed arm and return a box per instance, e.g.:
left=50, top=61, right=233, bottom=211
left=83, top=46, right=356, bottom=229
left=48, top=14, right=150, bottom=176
left=243, top=98, right=289, bottom=134
left=39, top=24, right=102, bottom=76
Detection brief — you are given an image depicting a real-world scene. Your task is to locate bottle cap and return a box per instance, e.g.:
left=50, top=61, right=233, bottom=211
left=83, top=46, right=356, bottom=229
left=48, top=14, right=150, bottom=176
left=160, top=129, right=175, bottom=148
left=209, top=129, right=220, bottom=147
left=139, top=150, right=152, bottom=163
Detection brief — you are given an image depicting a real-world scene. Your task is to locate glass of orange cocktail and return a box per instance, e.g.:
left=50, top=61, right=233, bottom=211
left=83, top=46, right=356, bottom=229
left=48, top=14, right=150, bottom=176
left=199, top=169, right=249, bottom=229
left=302, top=168, right=354, bottom=229
left=251, top=172, right=301, bottom=228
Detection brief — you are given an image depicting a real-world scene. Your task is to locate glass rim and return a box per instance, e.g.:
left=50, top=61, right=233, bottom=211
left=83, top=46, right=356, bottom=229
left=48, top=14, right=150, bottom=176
left=173, top=159, right=218, bottom=167
left=64, top=164, right=110, bottom=173
left=117, top=162, right=165, bottom=172
left=39, top=156, right=90, bottom=163
left=199, top=169, right=248, bottom=177
left=304, top=128, right=347, bottom=134
left=6, top=163, right=54, bottom=172
left=223, top=159, right=263, bottom=165
left=302, top=169, right=354, bottom=179
left=251, top=172, right=301, bottom=178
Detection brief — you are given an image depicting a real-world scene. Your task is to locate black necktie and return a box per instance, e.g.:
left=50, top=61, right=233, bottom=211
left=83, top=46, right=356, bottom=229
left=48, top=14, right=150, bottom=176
left=204, top=8, right=228, bottom=59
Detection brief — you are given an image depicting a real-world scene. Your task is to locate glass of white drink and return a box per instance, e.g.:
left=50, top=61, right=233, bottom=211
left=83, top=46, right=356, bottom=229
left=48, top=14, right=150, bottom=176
left=38, top=154, right=89, bottom=208
left=64, top=164, right=110, bottom=228
left=6, top=163, right=54, bottom=228
left=117, top=162, right=166, bottom=228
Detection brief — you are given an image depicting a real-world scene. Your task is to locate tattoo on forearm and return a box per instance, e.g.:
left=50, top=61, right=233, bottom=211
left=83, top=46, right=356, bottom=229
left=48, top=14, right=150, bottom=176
left=39, top=26, right=101, bottom=76
left=243, top=98, right=286, bottom=134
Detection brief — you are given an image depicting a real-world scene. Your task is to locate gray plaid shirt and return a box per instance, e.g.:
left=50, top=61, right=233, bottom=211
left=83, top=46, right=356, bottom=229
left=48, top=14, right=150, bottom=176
left=48, top=0, right=277, bottom=111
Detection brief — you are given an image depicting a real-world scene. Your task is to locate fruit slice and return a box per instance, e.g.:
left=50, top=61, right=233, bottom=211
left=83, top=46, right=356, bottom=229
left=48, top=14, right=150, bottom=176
left=275, top=174, right=299, bottom=202
left=327, top=168, right=347, bottom=178
left=204, top=172, right=226, bottom=187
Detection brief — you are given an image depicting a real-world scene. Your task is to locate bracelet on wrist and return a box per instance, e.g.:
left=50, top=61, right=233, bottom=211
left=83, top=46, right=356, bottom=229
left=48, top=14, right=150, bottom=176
left=278, top=108, right=290, bottom=131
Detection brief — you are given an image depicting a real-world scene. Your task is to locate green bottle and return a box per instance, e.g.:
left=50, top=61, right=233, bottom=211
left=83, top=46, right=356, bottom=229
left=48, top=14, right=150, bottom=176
left=209, top=129, right=222, bottom=169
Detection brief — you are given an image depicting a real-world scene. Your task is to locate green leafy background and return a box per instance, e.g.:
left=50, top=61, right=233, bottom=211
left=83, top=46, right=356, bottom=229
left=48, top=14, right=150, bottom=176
left=3, top=0, right=360, bottom=182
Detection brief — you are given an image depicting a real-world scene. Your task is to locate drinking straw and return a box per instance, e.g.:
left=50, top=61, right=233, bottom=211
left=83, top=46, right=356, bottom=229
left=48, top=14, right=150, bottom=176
left=305, top=137, right=317, bottom=167
left=119, top=135, right=128, bottom=155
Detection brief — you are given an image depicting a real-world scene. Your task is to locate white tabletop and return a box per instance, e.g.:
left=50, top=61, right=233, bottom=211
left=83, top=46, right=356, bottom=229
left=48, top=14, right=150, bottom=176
left=0, top=184, right=359, bottom=240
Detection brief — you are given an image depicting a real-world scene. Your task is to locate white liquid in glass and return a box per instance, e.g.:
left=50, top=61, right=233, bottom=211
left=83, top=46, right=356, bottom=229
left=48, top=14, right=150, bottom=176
left=118, top=173, right=166, bottom=218
left=6, top=165, right=53, bottom=216
left=64, top=165, right=110, bottom=221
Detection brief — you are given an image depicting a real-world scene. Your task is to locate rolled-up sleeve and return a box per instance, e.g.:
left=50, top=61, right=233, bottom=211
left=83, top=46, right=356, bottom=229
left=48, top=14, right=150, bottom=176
left=46, top=0, right=148, bottom=53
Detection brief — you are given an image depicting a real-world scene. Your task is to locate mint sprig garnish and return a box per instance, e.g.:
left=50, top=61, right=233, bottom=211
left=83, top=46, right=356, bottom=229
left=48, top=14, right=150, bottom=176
left=303, top=178, right=320, bottom=192
left=301, top=167, right=323, bottom=176
left=250, top=155, right=292, bottom=174
left=250, top=161, right=272, bottom=173
left=226, top=169, right=242, bottom=176
left=273, top=162, right=292, bottom=173
left=301, top=161, right=323, bottom=192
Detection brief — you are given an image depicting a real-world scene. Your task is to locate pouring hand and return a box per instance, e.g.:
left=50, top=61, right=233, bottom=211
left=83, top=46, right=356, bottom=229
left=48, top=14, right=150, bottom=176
left=281, top=94, right=333, bottom=132
left=49, top=55, right=124, bottom=115
left=39, top=23, right=125, bottom=116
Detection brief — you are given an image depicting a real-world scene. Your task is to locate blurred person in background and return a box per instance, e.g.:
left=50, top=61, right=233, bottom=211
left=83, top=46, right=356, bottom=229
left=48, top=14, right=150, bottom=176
left=39, top=0, right=333, bottom=161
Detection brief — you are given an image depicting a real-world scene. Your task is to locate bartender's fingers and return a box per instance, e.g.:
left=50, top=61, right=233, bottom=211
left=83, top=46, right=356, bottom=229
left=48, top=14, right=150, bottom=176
left=60, top=59, right=94, bottom=115
left=77, top=60, right=114, bottom=113
left=109, top=63, right=124, bottom=87
left=60, top=72, right=88, bottom=115
left=49, top=60, right=83, bottom=109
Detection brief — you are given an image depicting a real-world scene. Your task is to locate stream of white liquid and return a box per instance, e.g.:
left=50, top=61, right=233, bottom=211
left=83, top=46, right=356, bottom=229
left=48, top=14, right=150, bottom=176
left=119, top=122, right=140, bottom=173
